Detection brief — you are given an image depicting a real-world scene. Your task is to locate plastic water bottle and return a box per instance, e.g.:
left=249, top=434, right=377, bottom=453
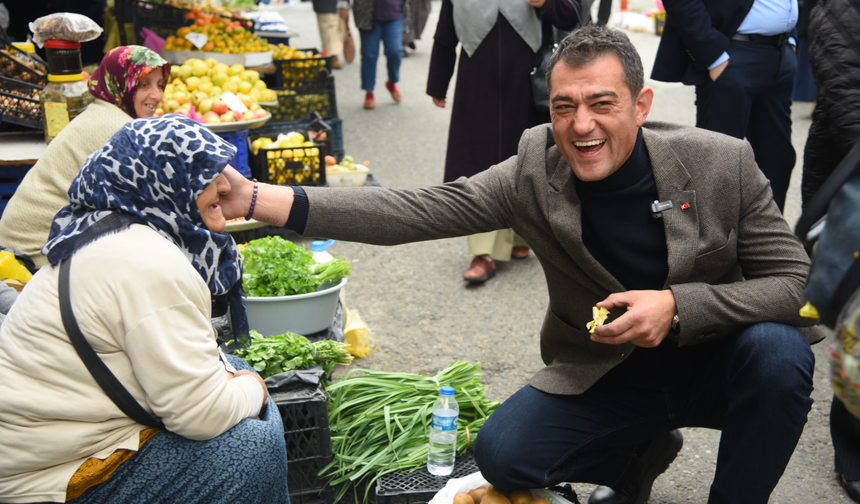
left=311, top=239, right=335, bottom=264
left=427, top=386, right=459, bottom=476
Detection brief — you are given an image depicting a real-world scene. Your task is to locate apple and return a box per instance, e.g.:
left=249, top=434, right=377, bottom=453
left=254, top=80, right=267, bottom=90
left=238, top=80, right=252, bottom=94
left=198, top=82, right=213, bottom=95
left=228, top=63, right=244, bottom=76
left=203, top=111, right=220, bottom=124
left=164, top=99, right=180, bottom=113
left=198, top=98, right=213, bottom=114
left=204, top=57, right=219, bottom=68
left=240, top=70, right=260, bottom=85
left=220, top=112, right=235, bottom=122
left=232, top=110, right=244, bottom=122
left=192, top=61, right=209, bottom=77
left=243, top=110, right=257, bottom=121
left=237, top=93, right=253, bottom=108
left=180, top=64, right=193, bottom=80
left=212, top=100, right=229, bottom=115
left=185, top=76, right=201, bottom=91
left=254, top=109, right=266, bottom=119
left=173, top=91, right=189, bottom=105
left=155, top=108, right=165, bottom=116
left=211, top=72, right=229, bottom=87
left=221, top=81, right=239, bottom=94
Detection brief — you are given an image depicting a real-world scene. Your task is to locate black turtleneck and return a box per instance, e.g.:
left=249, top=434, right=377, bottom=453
left=575, top=128, right=668, bottom=291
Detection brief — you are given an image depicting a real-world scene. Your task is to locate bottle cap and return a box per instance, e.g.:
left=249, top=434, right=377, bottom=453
left=311, top=239, right=335, bottom=252
left=440, top=386, right=455, bottom=396
left=9, top=42, right=36, bottom=54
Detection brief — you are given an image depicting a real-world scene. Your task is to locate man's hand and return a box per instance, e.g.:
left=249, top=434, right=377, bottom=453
left=231, top=369, right=269, bottom=411
left=590, top=290, right=678, bottom=348
left=432, top=96, right=446, bottom=108
left=220, top=166, right=255, bottom=220
left=528, top=0, right=546, bottom=7
left=709, top=59, right=729, bottom=81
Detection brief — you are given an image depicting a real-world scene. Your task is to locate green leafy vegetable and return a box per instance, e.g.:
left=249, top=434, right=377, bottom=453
left=241, top=236, right=350, bottom=297
left=232, top=330, right=354, bottom=378
left=322, top=360, right=500, bottom=504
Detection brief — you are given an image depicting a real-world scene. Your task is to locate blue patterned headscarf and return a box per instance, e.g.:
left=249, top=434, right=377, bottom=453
left=42, top=114, right=248, bottom=337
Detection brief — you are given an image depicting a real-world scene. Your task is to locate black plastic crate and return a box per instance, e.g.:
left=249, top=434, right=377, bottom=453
left=273, top=48, right=332, bottom=91
left=375, top=453, right=479, bottom=504
left=126, top=0, right=255, bottom=45
left=0, top=49, right=48, bottom=87
left=264, top=76, right=338, bottom=122
left=324, top=117, right=344, bottom=162
left=0, top=163, right=34, bottom=215
left=272, top=385, right=334, bottom=502
left=252, top=140, right=325, bottom=186
left=0, top=76, right=43, bottom=130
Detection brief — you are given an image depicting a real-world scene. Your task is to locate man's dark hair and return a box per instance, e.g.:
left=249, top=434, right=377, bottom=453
left=546, top=25, right=645, bottom=101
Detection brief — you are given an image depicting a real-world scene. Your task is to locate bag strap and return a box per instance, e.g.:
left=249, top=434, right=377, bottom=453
left=59, top=257, right=164, bottom=429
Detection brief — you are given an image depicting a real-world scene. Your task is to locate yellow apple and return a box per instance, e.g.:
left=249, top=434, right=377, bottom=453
left=228, top=63, right=244, bottom=76
left=220, top=112, right=235, bottom=122
left=185, top=76, right=201, bottom=92
left=221, top=81, right=239, bottom=94
left=198, top=82, right=213, bottom=95
left=198, top=98, right=213, bottom=114
left=238, top=80, right=253, bottom=94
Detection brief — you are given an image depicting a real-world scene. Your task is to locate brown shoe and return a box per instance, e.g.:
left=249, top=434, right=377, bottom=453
left=331, top=55, right=344, bottom=69
left=463, top=255, right=496, bottom=282
left=512, top=246, right=529, bottom=259
left=385, top=80, right=402, bottom=102
left=363, top=92, right=375, bottom=110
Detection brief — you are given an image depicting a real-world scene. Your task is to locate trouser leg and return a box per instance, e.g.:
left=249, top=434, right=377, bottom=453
left=473, top=380, right=676, bottom=491
left=381, top=19, right=404, bottom=84
left=316, top=13, right=343, bottom=56
left=745, top=44, right=796, bottom=211
left=695, top=41, right=795, bottom=211
left=359, top=24, right=382, bottom=91
left=679, top=323, right=814, bottom=503
left=832, top=396, right=860, bottom=480
left=801, top=100, right=846, bottom=208
left=70, top=356, right=289, bottom=504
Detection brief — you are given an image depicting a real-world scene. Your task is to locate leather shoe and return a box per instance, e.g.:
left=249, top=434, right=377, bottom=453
left=840, top=473, right=860, bottom=502
left=363, top=92, right=375, bottom=110
left=512, top=246, right=529, bottom=259
left=463, top=255, right=496, bottom=282
left=385, top=80, right=402, bottom=102
left=587, top=430, right=684, bottom=504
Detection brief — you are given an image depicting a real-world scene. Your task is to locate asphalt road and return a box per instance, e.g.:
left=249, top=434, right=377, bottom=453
left=268, top=1, right=843, bottom=502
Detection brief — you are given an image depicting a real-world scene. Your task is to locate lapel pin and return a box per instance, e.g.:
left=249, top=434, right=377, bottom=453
left=681, top=203, right=690, bottom=211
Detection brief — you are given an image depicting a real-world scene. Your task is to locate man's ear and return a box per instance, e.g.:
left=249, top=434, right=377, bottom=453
left=635, top=87, right=654, bottom=127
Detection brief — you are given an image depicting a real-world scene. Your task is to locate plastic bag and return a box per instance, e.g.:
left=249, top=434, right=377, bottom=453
left=344, top=307, right=373, bottom=357
left=139, top=27, right=166, bottom=55
left=29, top=13, right=103, bottom=47
left=428, top=472, right=579, bottom=504
left=0, top=3, right=9, bottom=30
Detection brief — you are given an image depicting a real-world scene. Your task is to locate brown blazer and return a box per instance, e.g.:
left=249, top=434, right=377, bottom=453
left=303, top=121, right=826, bottom=395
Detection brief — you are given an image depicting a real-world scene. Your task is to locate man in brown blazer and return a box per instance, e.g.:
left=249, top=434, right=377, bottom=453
left=221, top=25, right=823, bottom=504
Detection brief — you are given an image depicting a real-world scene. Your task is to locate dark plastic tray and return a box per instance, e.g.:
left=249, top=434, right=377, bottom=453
left=375, top=453, right=479, bottom=504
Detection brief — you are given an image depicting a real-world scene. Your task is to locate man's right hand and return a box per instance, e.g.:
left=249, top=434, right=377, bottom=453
left=432, top=97, right=447, bottom=108
left=709, top=59, right=729, bottom=81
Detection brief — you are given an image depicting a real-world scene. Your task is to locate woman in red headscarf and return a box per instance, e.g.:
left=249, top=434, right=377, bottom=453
left=0, top=46, right=170, bottom=269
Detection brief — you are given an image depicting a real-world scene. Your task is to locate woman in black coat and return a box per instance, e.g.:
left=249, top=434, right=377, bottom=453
left=426, top=0, right=581, bottom=282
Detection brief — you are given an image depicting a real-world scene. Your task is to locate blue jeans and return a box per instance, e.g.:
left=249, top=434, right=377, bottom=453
left=474, top=323, right=814, bottom=504
left=695, top=41, right=797, bottom=212
left=70, top=355, right=289, bottom=504
left=358, top=19, right=403, bottom=92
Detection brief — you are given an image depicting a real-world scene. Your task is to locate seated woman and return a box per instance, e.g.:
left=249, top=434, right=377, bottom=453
left=0, top=45, right=169, bottom=269
left=0, top=115, right=289, bottom=504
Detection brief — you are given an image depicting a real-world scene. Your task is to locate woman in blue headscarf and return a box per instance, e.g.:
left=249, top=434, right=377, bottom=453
left=0, top=115, right=289, bottom=504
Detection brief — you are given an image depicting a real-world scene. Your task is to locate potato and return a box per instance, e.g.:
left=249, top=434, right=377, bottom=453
left=486, top=485, right=509, bottom=498
left=469, top=487, right=489, bottom=504
left=482, top=493, right=512, bottom=504
left=530, top=499, right=551, bottom=504
left=454, top=493, right=475, bottom=504
left=509, top=490, right=533, bottom=504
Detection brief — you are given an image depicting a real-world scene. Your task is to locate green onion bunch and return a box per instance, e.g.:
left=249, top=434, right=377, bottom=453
left=323, top=360, right=500, bottom=503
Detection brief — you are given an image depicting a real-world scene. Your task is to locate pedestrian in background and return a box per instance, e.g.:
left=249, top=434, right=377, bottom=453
left=402, top=0, right=432, bottom=53
left=652, top=0, right=798, bottom=212
left=312, top=0, right=348, bottom=68
left=800, top=2, right=860, bottom=500
left=426, top=0, right=581, bottom=283
left=347, top=0, right=411, bottom=110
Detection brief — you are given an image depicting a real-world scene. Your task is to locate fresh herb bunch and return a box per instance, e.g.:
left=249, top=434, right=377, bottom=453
left=323, top=360, right=500, bottom=504
left=232, top=330, right=353, bottom=378
left=241, top=236, right=351, bottom=297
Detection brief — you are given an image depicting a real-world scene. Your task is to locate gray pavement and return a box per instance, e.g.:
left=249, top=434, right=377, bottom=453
left=271, top=1, right=841, bottom=502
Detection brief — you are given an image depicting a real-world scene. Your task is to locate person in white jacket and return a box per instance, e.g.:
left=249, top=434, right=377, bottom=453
left=0, top=115, right=288, bottom=504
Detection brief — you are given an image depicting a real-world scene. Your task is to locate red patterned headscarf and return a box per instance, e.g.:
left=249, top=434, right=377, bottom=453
left=87, top=46, right=170, bottom=118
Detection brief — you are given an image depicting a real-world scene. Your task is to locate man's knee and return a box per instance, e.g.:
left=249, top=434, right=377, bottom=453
left=732, top=323, right=814, bottom=391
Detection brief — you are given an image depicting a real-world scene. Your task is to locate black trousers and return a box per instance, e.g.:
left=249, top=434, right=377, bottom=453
left=832, top=395, right=860, bottom=480
left=474, top=323, right=815, bottom=504
left=695, top=40, right=797, bottom=212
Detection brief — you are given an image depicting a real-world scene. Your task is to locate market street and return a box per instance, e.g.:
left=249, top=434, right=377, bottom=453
left=273, top=1, right=838, bottom=502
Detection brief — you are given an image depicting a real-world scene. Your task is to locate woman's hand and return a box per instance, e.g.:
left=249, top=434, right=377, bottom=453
left=528, top=0, right=547, bottom=7
left=231, top=369, right=269, bottom=411
left=432, top=97, right=447, bottom=108
left=220, top=166, right=255, bottom=220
